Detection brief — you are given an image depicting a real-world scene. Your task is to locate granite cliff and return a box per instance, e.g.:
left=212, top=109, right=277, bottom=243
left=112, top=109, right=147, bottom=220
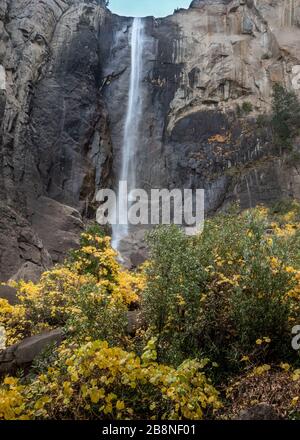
left=0, top=0, right=300, bottom=279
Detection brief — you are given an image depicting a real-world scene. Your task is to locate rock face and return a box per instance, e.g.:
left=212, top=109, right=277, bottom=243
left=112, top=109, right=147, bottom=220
left=0, top=203, right=51, bottom=281
left=29, top=196, right=84, bottom=264
left=101, top=0, right=300, bottom=222
left=1, top=0, right=300, bottom=276
left=0, top=0, right=112, bottom=280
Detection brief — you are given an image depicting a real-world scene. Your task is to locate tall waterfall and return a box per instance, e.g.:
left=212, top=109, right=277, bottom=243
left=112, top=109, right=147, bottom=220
left=112, top=18, right=145, bottom=250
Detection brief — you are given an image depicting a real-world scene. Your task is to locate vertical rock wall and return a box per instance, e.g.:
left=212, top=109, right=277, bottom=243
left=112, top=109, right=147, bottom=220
left=1, top=0, right=300, bottom=278
left=0, top=0, right=112, bottom=280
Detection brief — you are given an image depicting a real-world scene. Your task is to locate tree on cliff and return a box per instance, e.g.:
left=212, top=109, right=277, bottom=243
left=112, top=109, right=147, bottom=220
left=272, top=83, right=300, bottom=148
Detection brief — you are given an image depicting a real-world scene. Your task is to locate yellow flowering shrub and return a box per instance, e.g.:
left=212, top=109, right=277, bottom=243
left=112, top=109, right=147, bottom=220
left=118, top=270, right=145, bottom=306
left=0, top=226, right=144, bottom=346
left=0, top=377, right=27, bottom=420
left=0, top=299, right=29, bottom=345
left=14, top=269, right=94, bottom=327
left=0, top=340, right=221, bottom=420
left=68, top=228, right=144, bottom=306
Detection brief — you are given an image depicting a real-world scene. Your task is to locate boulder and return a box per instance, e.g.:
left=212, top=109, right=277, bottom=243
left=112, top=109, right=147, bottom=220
left=10, top=262, right=44, bottom=283
left=0, top=285, right=18, bottom=305
left=129, top=251, right=147, bottom=268
left=0, top=329, right=64, bottom=374
left=127, top=311, right=143, bottom=335
left=14, top=329, right=64, bottom=364
left=237, top=404, right=282, bottom=420
left=30, top=197, right=84, bottom=264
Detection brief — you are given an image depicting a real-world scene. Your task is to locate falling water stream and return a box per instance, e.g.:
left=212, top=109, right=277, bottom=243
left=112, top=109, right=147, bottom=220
left=112, top=18, right=145, bottom=250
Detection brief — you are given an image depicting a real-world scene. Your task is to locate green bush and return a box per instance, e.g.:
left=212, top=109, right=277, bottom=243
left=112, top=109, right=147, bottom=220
left=142, top=226, right=207, bottom=366
left=236, top=101, right=253, bottom=117
left=242, top=101, right=253, bottom=114
left=142, top=205, right=300, bottom=372
left=67, top=284, right=128, bottom=346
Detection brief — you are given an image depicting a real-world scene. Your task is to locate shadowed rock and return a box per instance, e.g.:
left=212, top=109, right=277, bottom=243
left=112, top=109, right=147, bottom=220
left=0, top=285, right=18, bottom=305
left=0, top=329, right=65, bottom=374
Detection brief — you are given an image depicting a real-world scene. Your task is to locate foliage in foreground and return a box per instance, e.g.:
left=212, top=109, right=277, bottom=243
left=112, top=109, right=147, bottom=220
left=0, top=339, right=220, bottom=420
left=1, top=201, right=300, bottom=420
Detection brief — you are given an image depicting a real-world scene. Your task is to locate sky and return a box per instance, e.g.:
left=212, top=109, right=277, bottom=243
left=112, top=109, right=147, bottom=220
left=108, top=0, right=191, bottom=18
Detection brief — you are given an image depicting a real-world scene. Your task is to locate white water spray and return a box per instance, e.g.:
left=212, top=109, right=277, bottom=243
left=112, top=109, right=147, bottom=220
left=112, top=18, right=145, bottom=250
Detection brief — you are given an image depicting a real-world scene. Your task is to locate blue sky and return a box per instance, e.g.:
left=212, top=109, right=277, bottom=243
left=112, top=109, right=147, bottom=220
left=109, top=0, right=191, bottom=17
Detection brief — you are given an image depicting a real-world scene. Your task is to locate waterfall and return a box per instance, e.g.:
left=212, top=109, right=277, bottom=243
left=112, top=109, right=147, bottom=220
left=112, top=18, right=145, bottom=250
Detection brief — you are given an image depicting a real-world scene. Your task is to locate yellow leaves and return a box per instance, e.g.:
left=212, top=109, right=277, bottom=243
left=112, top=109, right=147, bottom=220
left=216, top=273, right=240, bottom=287
left=269, top=257, right=281, bottom=271
left=65, top=358, right=74, bottom=367
left=283, top=211, right=297, bottom=223
left=208, top=133, right=230, bottom=144
left=38, top=375, right=48, bottom=383
left=249, top=364, right=271, bottom=377
left=285, top=266, right=297, bottom=274
left=280, top=363, right=290, bottom=372
left=3, top=377, right=18, bottom=386
left=89, top=388, right=105, bottom=404
left=271, top=220, right=299, bottom=238
left=292, top=369, right=300, bottom=381
left=0, top=340, right=221, bottom=420
left=266, top=237, right=273, bottom=246
left=0, top=227, right=145, bottom=346
left=16, top=280, right=40, bottom=302
left=0, top=299, right=28, bottom=345
left=285, top=269, right=300, bottom=301
left=116, top=400, right=125, bottom=411
left=0, top=377, right=27, bottom=420
left=214, top=256, right=224, bottom=267
left=256, top=206, right=269, bottom=217
left=7, top=207, right=300, bottom=420
left=70, top=372, right=79, bottom=382
left=62, top=381, right=73, bottom=398
left=81, top=246, right=99, bottom=256
left=291, top=396, right=300, bottom=407
left=142, top=337, right=158, bottom=365
left=34, top=396, right=51, bottom=410
left=117, top=270, right=143, bottom=305
left=176, top=295, right=186, bottom=307
left=103, top=403, right=113, bottom=415
left=256, top=337, right=271, bottom=346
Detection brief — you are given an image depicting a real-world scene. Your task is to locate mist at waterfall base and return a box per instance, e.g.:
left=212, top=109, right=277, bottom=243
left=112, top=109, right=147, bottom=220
left=111, top=18, right=144, bottom=251
left=109, top=0, right=191, bottom=18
